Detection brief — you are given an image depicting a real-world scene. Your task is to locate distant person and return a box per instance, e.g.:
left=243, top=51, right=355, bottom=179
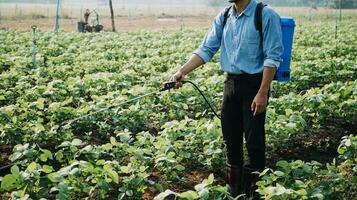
left=84, top=9, right=90, bottom=24
left=170, top=0, right=283, bottom=199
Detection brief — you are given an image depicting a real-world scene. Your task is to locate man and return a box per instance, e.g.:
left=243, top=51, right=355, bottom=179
left=170, top=0, right=283, bottom=199
left=84, top=9, right=91, bottom=24
left=84, top=9, right=92, bottom=32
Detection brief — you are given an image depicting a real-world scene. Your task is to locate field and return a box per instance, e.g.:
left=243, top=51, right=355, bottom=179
left=1, top=3, right=357, bottom=32
left=0, top=4, right=357, bottom=200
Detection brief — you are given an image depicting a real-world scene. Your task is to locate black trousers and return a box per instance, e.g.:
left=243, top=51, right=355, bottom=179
left=221, top=73, right=267, bottom=170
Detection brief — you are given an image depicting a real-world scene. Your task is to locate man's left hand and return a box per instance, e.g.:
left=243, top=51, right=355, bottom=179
left=251, top=92, right=268, bottom=116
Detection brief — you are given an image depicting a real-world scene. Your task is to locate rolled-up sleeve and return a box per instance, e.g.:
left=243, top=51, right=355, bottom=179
left=262, top=8, right=284, bottom=69
left=193, top=10, right=226, bottom=63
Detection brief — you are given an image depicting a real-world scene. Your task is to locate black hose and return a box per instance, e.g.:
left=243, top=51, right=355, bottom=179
left=182, top=80, right=221, bottom=119
left=0, top=163, right=14, bottom=176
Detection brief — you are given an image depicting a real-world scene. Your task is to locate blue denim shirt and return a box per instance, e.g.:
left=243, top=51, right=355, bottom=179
left=194, top=0, right=283, bottom=74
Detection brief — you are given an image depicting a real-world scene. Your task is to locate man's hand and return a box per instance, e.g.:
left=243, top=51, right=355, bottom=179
left=170, top=54, right=205, bottom=89
left=251, top=92, right=268, bottom=116
left=170, top=70, right=184, bottom=89
left=251, top=66, right=276, bottom=116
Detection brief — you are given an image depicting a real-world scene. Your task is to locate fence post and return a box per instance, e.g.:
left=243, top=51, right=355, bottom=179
left=31, top=25, right=37, bottom=69
left=54, top=0, right=60, bottom=32
left=109, top=0, right=116, bottom=32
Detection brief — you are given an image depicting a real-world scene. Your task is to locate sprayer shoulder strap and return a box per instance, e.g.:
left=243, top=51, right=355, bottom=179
left=222, top=2, right=267, bottom=40
left=255, top=2, right=268, bottom=40
left=222, top=5, right=233, bottom=28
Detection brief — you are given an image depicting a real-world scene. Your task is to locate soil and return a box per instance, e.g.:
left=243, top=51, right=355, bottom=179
left=0, top=16, right=212, bottom=32
left=267, top=118, right=356, bottom=167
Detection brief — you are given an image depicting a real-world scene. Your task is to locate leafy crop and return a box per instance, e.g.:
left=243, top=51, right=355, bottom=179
left=0, top=18, right=356, bottom=199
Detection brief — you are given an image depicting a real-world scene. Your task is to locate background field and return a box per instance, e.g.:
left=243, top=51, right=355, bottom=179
left=1, top=2, right=356, bottom=31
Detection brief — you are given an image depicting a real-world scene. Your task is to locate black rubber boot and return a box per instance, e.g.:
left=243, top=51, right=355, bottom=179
left=226, top=163, right=243, bottom=198
left=243, top=166, right=262, bottom=200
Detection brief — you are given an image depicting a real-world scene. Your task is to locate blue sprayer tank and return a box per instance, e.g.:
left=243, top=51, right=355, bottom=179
left=275, top=17, right=295, bottom=82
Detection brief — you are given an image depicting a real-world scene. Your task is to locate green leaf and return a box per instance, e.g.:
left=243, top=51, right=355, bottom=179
left=48, top=172, right=63, bottom=182
left=311, top=193, right=324, bottom=200
left=154, top=189, right=176, bottom=200
left=275, top=183, right=289, bottom=195
left=179, top=190, right=199, bottom=199
left=139, top=166, right=147, bottom=172
left=96, top=160, right=106, bottom=165
left=198, top=188, right=209, bottom=198
left=1, top=174, right=18, bottom=191
left=102, top=143, right=113, bottom=151
left=58, top=182, right=69, bottom=200
left=58, top=141, right=71, bottom=147
left=206, top=173, right=214, bottom=184
left=104, top=165, right=119, bottom=184
left=286, top=122, right=297, bottom=129
left=285, top=109, right=293, bottom=116
left=194, top=183, right=208, bottom=192
left=110, top=137, right=120, bottom=146
left=40, top=149, right=53, bottom=162
left=175, top=164, right=185, bottom=171
left=9, top=152, right=22, bottom=162
left=345, top=139, right=352, bottom=147
left=182, top=104, right=189, bottom=110
left=42, top=165, right=54, bottom=173
left=56, top=151, right=64, bottom=161
left=108, top=169, right=119, bottom=184
left=124, top=190, right=132, bottom=197
left=276, top=160, right=289, bottom=170
left=274, top=171, right=285, bottom=177
left=155, top=183, right=164, bottom=192
left=27, top=162, right=37, bottom=173
left=71, top=139, right=83, bottom=146
left=260, top=168, right=271, bottom=176
left=298, top=188, right=308, bottom=196
left=11, top=165, right=20, bottom=175
left=120, top=166, right=131, bottom=174
left=36, top=98, right=46, bottom=110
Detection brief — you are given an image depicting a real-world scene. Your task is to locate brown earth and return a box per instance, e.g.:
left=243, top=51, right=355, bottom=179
left=0, top=16, right=213, bottom=32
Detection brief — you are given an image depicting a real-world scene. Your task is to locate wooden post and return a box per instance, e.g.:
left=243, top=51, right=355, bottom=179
left=31, top=25, right=37, bottom=69
left=109, top=0, right=116, bottom=32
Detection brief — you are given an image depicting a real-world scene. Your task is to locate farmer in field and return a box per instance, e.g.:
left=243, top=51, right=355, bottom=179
left=84, top=9, right=91, bottom=24
left=171, top=0, right=283, bottom=199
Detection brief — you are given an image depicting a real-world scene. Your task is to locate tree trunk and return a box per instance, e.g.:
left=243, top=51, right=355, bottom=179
left=109, top=0, right=116, bottom=32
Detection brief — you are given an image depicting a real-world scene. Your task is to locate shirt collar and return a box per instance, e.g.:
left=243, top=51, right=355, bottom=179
left=243, top=0, right=257, bottom=17
left=230, top=0, right=257, bottom=17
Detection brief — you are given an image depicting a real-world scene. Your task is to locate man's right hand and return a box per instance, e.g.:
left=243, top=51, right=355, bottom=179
left=170, top=70, right=184, bottom=89
left=170, top=53, right=205, bottom=89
